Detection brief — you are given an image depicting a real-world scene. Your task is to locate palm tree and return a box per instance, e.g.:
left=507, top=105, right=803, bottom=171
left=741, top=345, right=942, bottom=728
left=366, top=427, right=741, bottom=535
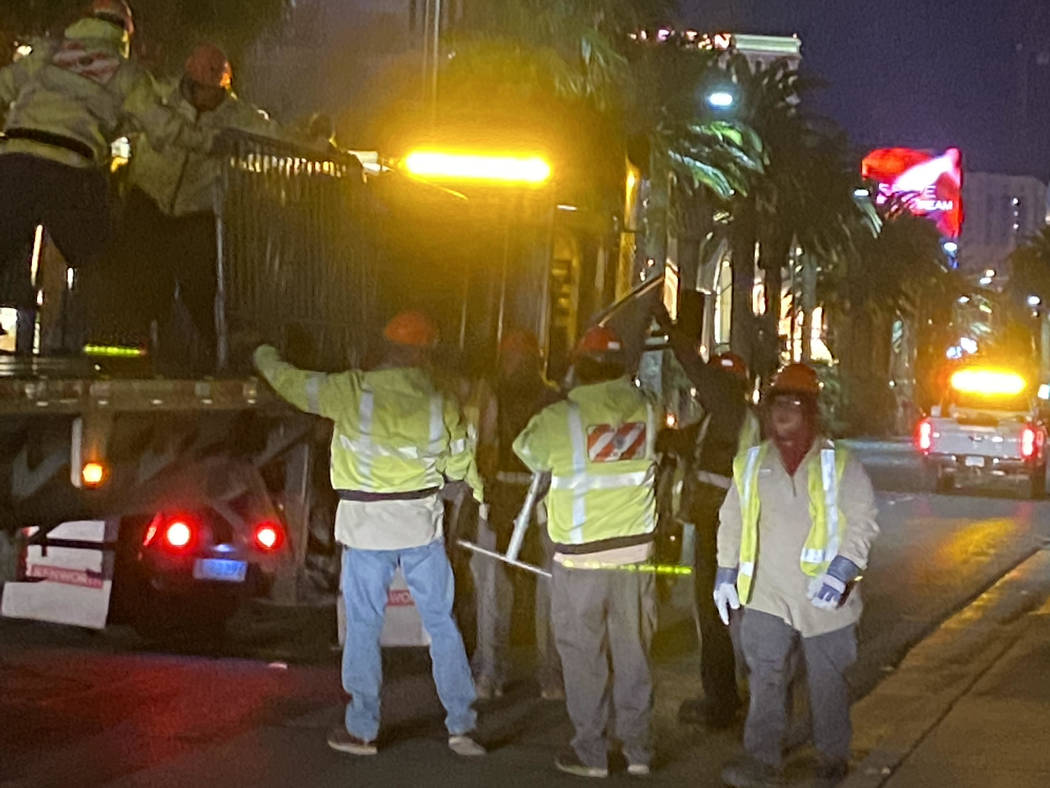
left=714, top=53, right=872, bottom=378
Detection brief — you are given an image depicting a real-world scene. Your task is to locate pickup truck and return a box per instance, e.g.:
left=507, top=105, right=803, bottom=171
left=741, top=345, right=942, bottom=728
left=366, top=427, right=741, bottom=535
left=916, top=367, right=1048, bottom=498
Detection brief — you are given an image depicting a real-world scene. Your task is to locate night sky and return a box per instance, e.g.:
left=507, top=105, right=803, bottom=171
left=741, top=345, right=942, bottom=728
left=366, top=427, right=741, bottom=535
left=680, top=0, right=1050, bottom=179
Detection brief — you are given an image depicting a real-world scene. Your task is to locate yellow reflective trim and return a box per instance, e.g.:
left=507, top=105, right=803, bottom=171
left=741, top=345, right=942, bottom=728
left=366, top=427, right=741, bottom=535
left=83, top=344, right=146, bottom=358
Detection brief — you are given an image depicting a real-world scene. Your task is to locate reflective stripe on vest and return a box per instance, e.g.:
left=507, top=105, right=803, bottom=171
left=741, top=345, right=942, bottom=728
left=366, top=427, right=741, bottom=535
left=305, top=372, right=325, bottom=414
left=338, top=391, right=445, bottom=488
left=560, top=400, right=655, bottom=545
left=734, top=441, right=848, bottom=603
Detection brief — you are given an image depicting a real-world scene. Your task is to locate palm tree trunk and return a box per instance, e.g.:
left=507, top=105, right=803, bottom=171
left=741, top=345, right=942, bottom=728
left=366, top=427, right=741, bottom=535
left=756, top=228, right=791, bottom=380
left=730, top=199, right=757, bottom=366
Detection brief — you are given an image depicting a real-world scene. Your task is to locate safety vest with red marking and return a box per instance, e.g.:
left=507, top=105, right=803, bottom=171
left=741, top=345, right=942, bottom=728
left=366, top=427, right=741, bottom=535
left=513, top=376, right=660, bottom=551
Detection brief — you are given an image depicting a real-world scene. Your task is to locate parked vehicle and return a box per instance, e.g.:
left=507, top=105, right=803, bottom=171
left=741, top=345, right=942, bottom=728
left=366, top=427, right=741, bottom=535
left=916, top=365, right=1048, bottom=498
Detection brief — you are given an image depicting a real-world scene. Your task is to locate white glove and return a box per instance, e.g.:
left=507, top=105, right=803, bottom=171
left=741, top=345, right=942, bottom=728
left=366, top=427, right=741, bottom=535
left=713, top=566, right=741, bottom=626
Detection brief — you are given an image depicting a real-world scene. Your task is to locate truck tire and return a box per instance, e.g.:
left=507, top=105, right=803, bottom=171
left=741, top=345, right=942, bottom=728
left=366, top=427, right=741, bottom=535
left=132, top=583, right=237, bottom=644
left=1028, top=466, right=1046, bottom=499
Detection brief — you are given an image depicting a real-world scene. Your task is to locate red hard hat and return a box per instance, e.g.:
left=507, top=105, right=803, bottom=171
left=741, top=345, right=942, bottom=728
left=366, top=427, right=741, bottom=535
left=185, top=43, right=233, bottom=90
left=90, top=0, right=134, bottom=34
left=573, top=325, right=624, bottom=360
left=499, top=330, right=540, bottom=359
left=383, top=311, right=438, bottom=348
left=769, top=363, right=821, bottom=396
left=709, top=351, right=748, bottom=381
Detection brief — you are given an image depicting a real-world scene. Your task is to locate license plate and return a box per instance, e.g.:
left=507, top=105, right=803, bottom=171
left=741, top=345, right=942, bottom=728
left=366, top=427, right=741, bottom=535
left=964, top=456, right=986, bottom=468
left=193, top=558, right=247, bottom=583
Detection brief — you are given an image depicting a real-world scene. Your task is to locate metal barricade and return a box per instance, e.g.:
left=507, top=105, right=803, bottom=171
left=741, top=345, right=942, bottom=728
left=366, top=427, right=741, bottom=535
left=217, top=131, right=377, bottom=371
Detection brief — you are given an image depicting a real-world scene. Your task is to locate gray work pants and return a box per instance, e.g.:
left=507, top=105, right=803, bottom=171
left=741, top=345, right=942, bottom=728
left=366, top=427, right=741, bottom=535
left=471, top=487, right=561, bottom=692
left=551, top=562, right=657, bottom=770
left=740, top=609, right=857, bottom=768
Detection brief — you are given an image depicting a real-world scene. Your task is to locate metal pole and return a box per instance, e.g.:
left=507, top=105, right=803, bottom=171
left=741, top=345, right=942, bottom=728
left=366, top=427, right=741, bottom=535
left=506, top=471, right=548, bottom=562
left=457, top=539, right=552, bottom=579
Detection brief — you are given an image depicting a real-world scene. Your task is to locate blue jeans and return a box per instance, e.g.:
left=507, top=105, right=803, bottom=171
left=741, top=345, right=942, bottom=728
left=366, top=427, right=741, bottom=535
left=341, top=539, right=477, bottom=741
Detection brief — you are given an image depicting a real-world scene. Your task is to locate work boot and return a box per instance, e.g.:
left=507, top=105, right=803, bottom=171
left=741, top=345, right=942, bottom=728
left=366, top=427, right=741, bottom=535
left=448, top=732, right=486, bottom=757
left=555, top=749, right=608, bottom=778
left=812, top=758, right=849, bottom=787
left=678, top=697, right=740, bottom=729
left=720, top=754, right=784, bottom=787
left=326, top=726, right=377, bottom=756
left=475, top=675, right=504, bottom=701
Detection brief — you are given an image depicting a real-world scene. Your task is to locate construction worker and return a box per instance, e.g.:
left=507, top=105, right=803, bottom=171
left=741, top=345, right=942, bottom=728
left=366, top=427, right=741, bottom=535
left=716, top=363, right=880, bottom=788
left=121, top=42, right=283, bottom=372
left=513, top=325, right=660, bottom=779
left=252, top=311, right=486, bottom=758
left=655, top=305, right=759, bottom=728
left=470, top=329, right=563, bottom=701
left=0, top=1, right=214, bottom=309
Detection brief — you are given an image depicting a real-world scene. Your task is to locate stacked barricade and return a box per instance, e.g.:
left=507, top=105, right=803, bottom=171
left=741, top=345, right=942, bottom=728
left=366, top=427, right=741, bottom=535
left=217, top=131, right=377, bottom=372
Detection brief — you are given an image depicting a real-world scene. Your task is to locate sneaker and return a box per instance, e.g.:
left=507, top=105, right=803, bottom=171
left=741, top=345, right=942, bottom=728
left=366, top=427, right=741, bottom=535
left=475, top=676, right=504, bottom=701
left=448, top=733, right=486, bottom=757
left=720, top=754, right=784, bottom=787
left=541, top=685, right=566, bottom=701
left=627, top=763, right=651, bottom=777
left=326, top=726, right=377, bottom=756
left=554, top=749, right=608, bottom=779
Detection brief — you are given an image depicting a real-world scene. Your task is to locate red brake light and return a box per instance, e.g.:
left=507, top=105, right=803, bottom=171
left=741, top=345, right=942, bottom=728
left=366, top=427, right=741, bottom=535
left=164, top=520, right=193, bottom=548
left=254, top=522, right=283, bottom=551
left=917, top=419, right=933, bottom=452
left=1021, top=426, right=1038, bottom=459
left=143, top=513, right=197, bottom=550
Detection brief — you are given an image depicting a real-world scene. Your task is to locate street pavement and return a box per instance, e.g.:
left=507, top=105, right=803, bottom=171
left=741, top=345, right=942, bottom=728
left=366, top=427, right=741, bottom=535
left=3, top=440, right=1050, bottom=786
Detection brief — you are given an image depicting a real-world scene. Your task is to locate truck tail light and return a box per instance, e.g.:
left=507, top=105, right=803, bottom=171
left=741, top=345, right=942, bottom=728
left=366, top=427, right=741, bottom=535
left=143, top=513, right=198, bottom=551
left=1021, top=425, right=1038, bottom=460
left=917, top=419, right=933, bottom=453
left=254, top=522, right=284, bottom=551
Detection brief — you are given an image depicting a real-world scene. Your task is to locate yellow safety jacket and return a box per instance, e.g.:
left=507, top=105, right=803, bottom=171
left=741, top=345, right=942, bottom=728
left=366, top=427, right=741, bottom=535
left=733, top=440, right=849, bottom=603
left=0, top=19, right=212, bottom=169
left=254, top=345, right=483, bottom=502
left=513, top=377, right=658, bottom=550
left=128, top=81, right=280, bottom=216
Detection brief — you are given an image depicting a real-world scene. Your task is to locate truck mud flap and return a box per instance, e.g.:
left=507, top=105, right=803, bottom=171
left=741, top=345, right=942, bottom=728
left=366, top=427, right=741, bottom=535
left=1, top=519, right=116, bottom=629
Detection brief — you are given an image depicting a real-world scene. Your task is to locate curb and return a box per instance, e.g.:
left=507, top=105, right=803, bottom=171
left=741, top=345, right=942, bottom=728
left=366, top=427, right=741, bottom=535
left=843, top=548, right=1050, bottom=787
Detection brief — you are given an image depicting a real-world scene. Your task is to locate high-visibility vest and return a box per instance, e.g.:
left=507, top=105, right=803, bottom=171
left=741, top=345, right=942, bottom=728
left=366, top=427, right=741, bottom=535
left=733, top=440, right=849, bottom=603
left=254, top=346, right=482, bottom=500
left=692, top=406, right=761, bottom=490
left=514, top=377, right=658, bottom=548
left=128, top=81, right=281, bottom=216
left=0, top=19, right=212, bottom=168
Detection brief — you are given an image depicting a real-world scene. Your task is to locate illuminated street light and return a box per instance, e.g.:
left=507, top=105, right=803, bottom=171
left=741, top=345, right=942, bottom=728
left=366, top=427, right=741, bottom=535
left=942, top=240, right=958, bottom=254
left=983, top=268, right=996, bottom=278
left=957, top=295, right=970, bottom=304
left=979, top=276, right=993, bottom=286
left=402, top=151, right=552, bottom=184
left=1028, top=294, right=1042, bottom=307
left=853, top=187, right=870, bottom=198
left=707, top=90, right=735, bottom=109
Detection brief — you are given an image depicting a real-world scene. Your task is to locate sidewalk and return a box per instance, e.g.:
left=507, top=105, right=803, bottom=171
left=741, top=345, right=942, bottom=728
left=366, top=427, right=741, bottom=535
left=846, top=548, right=1050, bottom=788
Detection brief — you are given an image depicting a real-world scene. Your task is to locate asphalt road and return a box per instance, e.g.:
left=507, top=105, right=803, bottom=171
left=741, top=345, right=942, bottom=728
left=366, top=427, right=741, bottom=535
left=3, top=440, right=1050, bottom=787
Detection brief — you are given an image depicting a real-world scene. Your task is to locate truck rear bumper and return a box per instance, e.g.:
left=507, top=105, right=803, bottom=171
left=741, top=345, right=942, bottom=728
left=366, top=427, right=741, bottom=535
left=925, top=453, right=1035, bottom=476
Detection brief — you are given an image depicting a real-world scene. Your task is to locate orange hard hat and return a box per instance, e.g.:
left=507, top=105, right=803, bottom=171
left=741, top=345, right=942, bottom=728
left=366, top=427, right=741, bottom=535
left=769, top=362, right=821, bottom=396
left=383, top=311, right=438, bottom=348
left=499, top=330, right=541, bottom=359
left=185, top=43, right=233, bottom=90
left=91, top=0, right=134, bottom=34
left=709, top=351, right=748, bottom=381
left=573, top=325, right=624, bottom=360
